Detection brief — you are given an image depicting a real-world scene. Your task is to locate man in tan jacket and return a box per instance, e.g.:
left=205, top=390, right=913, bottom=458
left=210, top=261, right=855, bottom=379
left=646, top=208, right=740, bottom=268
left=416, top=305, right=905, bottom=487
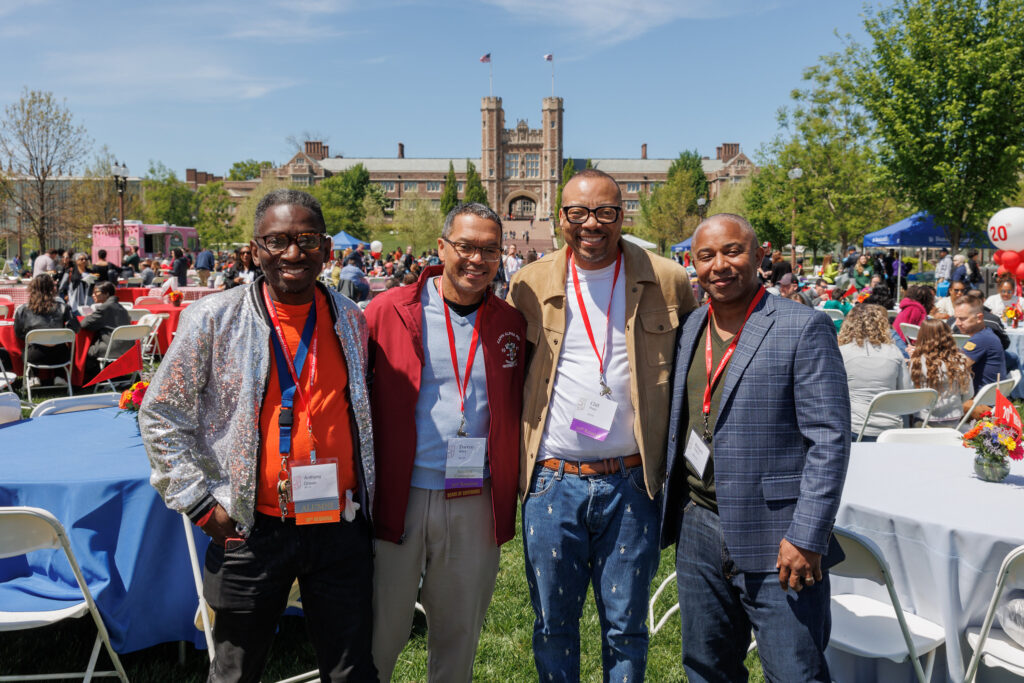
left=507, top=169, right=697, bottom=681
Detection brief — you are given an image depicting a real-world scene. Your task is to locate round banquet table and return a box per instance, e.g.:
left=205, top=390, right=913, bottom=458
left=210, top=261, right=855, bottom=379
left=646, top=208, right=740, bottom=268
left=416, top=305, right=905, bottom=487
left=829, top=443, right=1024, bottom=682
left=115, top=287, right=151, bottom=304
left=0, top=407, right=208, bottom=653
left=0, top=319, right=94, bottom=385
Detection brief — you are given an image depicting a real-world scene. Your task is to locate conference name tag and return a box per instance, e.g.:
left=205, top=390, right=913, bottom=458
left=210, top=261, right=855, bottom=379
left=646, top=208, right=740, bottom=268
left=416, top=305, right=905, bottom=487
left=569, top=393, right=617, bottom=441
left=445, top=438, right=487, bottom=499
left=684, top=430, right=711, bottom=477
left=290, top=460, right=341, bottom=525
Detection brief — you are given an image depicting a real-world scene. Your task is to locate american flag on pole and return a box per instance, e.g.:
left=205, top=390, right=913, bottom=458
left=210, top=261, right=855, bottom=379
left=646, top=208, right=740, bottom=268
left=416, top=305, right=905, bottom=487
left=480, top=53, right=491, bottom=63
left=543, top=53, right=553, bottom=61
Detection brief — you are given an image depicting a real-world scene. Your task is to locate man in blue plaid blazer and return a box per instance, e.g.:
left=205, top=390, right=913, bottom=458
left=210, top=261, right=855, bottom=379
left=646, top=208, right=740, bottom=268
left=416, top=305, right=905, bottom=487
left=661, top=214, right=850, bottom=682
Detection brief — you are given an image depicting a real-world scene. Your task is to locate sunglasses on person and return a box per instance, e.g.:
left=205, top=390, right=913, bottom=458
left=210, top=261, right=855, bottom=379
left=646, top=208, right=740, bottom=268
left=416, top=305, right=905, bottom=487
left=254, top=233, right=325, bottom=254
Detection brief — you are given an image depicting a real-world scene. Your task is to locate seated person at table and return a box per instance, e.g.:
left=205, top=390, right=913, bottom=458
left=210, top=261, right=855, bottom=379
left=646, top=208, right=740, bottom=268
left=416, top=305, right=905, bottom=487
left=58, top=252, right=95, bottom=312
left=984, top=274, right=1018, bottom=318
left=139, top=259, right=156, bottom=286
left=839, top=303, right=911, bottom=441
left=909, top=320, right=977, bottom=427
left=932, top=279, right=967, bottom=319
left=81, top=281, right=132, bottom=376
left=337, top=253, right=370, bottom=302
left=955, top=294, right=1008, bottom=393
left=14, top=275, right=81, bottom=387
left=893, top=284, right=934, bottom=343
left=952, top=289, right=1011, bottom=351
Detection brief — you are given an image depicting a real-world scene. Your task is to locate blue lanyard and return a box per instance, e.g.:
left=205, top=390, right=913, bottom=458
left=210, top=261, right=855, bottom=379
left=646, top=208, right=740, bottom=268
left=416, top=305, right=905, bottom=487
left=268, top=301, right=317, bottom=456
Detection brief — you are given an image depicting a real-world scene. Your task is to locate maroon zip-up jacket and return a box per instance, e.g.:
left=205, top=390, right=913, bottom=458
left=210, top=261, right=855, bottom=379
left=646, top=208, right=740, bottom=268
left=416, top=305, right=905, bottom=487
left=365, top=265, right=526, bottom=545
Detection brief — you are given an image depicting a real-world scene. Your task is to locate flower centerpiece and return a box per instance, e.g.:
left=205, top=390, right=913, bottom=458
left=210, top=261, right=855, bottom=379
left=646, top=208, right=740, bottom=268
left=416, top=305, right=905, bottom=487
left=118, top=381, right=149, bottom=427
left=166, top=290, right=184, bottom=307
left=1003, top=303, right=1022, bottom=329
left=962, top=407, right=1024, bottom=482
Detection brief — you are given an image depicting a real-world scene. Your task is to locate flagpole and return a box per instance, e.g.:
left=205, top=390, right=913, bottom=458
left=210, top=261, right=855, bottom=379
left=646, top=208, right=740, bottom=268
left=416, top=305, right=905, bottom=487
left=489, top=61, right=493, bottom=97
left=550, top=60, right=555, bottom=97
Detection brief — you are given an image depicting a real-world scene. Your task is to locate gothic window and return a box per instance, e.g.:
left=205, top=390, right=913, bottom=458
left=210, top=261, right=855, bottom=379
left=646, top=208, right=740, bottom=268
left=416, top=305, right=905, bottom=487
left=525, top=154, right=540, bottom=178
left=505, top=154, right=519, bottom=178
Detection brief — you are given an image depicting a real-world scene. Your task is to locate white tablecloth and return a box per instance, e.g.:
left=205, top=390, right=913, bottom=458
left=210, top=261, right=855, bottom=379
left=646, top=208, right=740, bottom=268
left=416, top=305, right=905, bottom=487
left=1004, top=328, right=1024, bottom=399
left=829, top=443, right=1024, bottom=682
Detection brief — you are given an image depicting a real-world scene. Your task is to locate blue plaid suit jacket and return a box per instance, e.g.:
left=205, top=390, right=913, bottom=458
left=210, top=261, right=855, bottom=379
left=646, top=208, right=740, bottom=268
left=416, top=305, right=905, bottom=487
left=660, top=293, right=851, bottom=573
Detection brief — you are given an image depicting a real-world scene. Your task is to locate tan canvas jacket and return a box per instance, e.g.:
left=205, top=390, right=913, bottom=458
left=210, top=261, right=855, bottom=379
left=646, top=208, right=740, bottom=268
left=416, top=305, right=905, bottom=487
left=507, top=239, right=698, bottom=499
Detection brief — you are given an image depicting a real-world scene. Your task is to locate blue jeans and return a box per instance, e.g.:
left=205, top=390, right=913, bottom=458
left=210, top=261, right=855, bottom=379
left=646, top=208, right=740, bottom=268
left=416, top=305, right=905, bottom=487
left=522, top=460, right=661, bottom=682
left=676, top=502, right=832, bottom=683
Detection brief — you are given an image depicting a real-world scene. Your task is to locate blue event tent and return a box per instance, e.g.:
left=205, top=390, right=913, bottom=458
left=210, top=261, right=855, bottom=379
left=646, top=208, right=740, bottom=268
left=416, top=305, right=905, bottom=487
left=670, top=237, right=691, bottom=252
left=862, top=211, right=993, bottom=249
left=332, top=230, right=367, bottom=250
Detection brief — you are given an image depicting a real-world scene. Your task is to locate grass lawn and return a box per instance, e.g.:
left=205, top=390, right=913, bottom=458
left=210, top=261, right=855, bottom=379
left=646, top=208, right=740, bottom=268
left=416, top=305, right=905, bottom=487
left=0, top=509, right=765, bottom=682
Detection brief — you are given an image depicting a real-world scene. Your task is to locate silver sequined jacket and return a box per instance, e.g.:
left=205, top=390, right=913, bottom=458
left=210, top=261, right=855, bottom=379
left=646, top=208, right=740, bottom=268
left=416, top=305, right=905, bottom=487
left=139, top=279, right=375, bottom=536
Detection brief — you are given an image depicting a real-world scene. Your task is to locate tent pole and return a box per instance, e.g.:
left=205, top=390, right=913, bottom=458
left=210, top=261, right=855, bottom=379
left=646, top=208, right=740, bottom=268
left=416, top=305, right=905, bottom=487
left=896, top=246, right=902, bottom=304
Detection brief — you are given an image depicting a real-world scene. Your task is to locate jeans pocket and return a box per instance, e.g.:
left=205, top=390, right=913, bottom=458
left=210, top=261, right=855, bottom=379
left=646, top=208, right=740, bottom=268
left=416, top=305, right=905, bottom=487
left=528, top=467, right=557, bottom=498
left=627, top=466, right=648, bottom=495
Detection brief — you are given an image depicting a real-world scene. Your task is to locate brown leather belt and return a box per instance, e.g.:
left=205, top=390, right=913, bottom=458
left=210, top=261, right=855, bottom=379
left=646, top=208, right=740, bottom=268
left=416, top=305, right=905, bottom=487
left=540, top=454, right=642, bottom=477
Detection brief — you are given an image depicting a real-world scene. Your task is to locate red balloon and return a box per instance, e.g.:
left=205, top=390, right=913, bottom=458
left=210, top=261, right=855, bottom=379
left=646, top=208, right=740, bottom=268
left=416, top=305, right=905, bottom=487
left=994, top=250, right=1004, bottom=265
left=1015, top=262, right=1024, bottom=281
left=998, top=265, right=1009, bottom=277
left=1004, top=251, right=1022, bottom=271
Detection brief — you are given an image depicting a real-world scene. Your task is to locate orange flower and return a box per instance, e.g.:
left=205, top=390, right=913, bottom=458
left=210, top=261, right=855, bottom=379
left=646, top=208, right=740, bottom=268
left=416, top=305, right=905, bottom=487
left=963, top=423, right=983, bottom=440
left=118, top=390, right=132, bottom=410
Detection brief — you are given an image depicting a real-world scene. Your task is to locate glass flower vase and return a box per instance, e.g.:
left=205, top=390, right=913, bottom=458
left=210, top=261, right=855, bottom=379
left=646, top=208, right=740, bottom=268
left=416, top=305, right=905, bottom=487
left=974, top=454, right=1010, bottom=483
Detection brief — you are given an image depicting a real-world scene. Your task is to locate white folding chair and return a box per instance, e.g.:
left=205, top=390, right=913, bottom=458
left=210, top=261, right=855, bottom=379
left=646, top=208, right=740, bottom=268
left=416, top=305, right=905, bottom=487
left=824, top=308, right=845, bottom=322
left=965, top=544, right=1024, bottom=681
left=953, top=334, right=971, bottom=349
left=23, top=328, right=75, bottom=402
left=0, top=304, right=8, bottom=318
left=30, top=393, right=120, bottom=417
left=956, top=377, right=1018, bottom=432
left=149, top=277, right=166, bottom=286
left=119, top=302, right=133, bottom=310
left=0, top=353, right=17, bottom=392
left=0, top=391, right=21, bottom=425
left=876, top=427, right=963, bottom=446
left=1009, top=368, right=1022, bottom=394
left=828, top=527, right=945, bottom=683
left=133, top=296, right=163, bottom=307
left=0, top=506, right=129, bottom=682
left=136, top=314, right=166, bottom=363
left=94, top=325, right=151, bottom=392
left=649, top=571, right=679, bottom=635
left=124, top=277, right=142, bottom=286
left=887, top=309, right=899, bottom=321
left=899, top=323, right=920, bottom=343
left=126, top=308, right=149, bottom=323
left=856, top=388, right=938, bottom=442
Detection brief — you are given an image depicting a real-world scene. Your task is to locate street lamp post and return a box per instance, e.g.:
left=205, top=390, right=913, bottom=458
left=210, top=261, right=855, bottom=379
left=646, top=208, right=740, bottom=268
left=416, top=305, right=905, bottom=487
left=697, top=196, right=708, bottom=219
left=15, top=205, right=22, bottom=264
left=112, top=161, right=129, bottom=265
left=787, top=167, right=803, bottom=268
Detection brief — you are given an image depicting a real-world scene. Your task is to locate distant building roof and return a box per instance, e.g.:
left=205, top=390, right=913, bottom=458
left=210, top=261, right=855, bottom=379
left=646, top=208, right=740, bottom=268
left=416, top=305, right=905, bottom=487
left=318, top=157, right=482, bottom=174
left=570, top=158, right=726, bottom=174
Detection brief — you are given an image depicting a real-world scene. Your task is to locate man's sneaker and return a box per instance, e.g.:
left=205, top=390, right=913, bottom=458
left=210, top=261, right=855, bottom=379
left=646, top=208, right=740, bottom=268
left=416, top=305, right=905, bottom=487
left=27, top=376, right=40, bottom=388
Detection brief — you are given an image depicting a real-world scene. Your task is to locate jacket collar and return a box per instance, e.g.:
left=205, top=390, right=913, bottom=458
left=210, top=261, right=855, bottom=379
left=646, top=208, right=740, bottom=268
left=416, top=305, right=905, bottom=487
left=246, top=275, right=339, bottom=326
left=537, top=238, right=658, bottom=302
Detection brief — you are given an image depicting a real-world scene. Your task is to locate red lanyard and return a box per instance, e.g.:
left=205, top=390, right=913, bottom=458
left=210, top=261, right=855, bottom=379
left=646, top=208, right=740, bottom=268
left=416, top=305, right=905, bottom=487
left=569, top=250, right=622, bottom=385
left=703, top=287, right=765, bottom=418
left=262, top=284, right=318, bottom=411
left=439, top=278, right=484, bottom=424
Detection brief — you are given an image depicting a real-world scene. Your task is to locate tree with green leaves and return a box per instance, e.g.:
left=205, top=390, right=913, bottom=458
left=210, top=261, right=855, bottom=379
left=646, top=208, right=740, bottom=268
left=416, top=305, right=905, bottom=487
left=235, top=178, right=294, bottom=240
left=635, top=167, right=700, bottom=254
left=668, top=150, right=709, bottom=201
left=463, top=160, right=488, bottom=206
left=307, top=163, right=371, bottom=238
left=194, top=181, right=237, bottom=247
left=392, top=191, right=442, bottom=252
left=227, top=159, right=273, bottom=181
left=440, top=161, right=459, bottom=216
left=554, top=159, right=576, bottom=217
left=0, top=88, right=91, bottom=251
left=141, top=161, right=196, bottom=227
left=584, top=159, right=593, bottom=170
left=854, top=0, right=1024, bottom=250
left=707, top=178, right=749, bottom=218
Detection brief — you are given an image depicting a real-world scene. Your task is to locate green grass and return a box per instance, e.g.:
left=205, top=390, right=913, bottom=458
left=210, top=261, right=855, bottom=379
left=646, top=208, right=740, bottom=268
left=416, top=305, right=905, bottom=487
left=0, top=508, right=765, bottom=682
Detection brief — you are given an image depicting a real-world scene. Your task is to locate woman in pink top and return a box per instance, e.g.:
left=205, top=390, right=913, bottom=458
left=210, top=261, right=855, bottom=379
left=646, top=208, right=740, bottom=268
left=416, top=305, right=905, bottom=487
left=892, top=284, right=935, bottom=343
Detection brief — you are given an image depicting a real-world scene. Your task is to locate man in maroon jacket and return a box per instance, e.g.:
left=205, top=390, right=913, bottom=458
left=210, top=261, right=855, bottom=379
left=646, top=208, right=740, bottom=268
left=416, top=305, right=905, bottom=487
left=365, top=202, right=525, bottom=682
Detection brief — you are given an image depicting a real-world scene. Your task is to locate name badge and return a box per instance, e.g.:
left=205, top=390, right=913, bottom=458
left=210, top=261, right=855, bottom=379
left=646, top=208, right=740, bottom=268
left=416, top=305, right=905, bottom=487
left=445, top=438, right=487, bottom=499
left=569, top=393, right=617, bottom=441
left=684, top=429, right=711, bottom=477
left=290, top=459, right=341, bottom=525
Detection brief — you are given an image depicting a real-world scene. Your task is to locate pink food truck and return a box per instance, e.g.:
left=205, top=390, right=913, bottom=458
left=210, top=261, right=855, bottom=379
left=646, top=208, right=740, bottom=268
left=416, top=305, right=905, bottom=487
left=91, top=221, right=201, bottom=267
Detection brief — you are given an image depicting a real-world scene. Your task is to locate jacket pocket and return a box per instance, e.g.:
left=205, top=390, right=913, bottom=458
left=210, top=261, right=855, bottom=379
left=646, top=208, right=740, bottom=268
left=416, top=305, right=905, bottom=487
left=640, top=307, right=680, bottom=368
left=761, top=473, right=803, bottom=502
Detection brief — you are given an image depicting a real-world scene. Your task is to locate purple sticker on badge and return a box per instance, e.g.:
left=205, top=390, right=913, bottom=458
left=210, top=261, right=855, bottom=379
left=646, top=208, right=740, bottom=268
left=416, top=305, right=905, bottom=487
left=570, top=418, right=610, bottom=441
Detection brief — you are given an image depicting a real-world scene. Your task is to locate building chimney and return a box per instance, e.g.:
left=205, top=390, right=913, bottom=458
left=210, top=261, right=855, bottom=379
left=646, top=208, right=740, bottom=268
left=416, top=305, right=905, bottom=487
left=641, top=143, right=647, bottom=160
left=716, top=146, right=723, bottom=160
left=304, top=141, right=326, bottom=160
left=186, top=169, right=196, bottom=183
left=721, top=143, right=740, bottom=160
left=398, top=142, right=405, bottom=159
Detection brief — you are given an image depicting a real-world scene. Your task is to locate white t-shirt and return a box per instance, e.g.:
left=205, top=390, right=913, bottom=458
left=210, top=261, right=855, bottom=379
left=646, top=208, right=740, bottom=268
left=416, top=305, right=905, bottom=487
left=538, top=259, right=639, bottom=461
left=984, top=294, right=1017, bottom=318
left=503, top=254, right=521, bottom=280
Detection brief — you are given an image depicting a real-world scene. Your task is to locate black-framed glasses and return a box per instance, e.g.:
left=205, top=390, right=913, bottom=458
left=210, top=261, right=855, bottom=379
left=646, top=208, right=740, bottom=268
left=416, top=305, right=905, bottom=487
left=562, top=205, right=621, bottom=224
left=442, top=238, right=502, bottom=262
left=255, top=232, right=325, bottom=255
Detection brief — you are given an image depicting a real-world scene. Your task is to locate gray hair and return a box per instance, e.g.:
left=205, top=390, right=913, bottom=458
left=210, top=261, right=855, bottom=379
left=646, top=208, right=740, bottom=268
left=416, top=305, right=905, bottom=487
left=74, top=252, right=87, bottom=261
left=254, top=189, right=326, bottom=235
left=441, top=202, right=503, bottom=240
left=953, top=254, right=966, bottom=265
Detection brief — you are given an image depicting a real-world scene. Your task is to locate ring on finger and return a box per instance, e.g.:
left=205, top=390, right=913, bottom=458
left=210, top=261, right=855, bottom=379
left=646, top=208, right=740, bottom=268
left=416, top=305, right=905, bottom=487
left=803, top=576, right=815, bottom=586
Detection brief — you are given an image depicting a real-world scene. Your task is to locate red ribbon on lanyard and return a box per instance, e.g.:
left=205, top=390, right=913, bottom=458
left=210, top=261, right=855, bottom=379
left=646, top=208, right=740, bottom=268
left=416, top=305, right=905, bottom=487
left=439, top=278, right=484, bottom=430
left=569, top=250, right=622, bottom=388
left=262, top=284, right=318, bottom=411
left=702, top=286, right=766, bottom=424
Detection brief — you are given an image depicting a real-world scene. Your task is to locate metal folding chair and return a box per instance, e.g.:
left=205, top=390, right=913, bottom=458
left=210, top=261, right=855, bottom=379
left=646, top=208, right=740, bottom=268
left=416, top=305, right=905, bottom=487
left=30, top=393, right=120, bottom=417
left=23, top=328, right=75, bottom=402
left=856, top=388, right=938, bottom=442
left=93, top=325, right=150, bottom=392
left=956, top=377, right=1017, bottom=432
left=965, top=544, right=1024, bottom=681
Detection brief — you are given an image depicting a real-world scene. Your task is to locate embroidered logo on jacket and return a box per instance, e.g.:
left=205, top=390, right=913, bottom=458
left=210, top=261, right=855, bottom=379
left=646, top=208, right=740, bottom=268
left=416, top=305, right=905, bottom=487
left=497, top=331, right=521, bottom=368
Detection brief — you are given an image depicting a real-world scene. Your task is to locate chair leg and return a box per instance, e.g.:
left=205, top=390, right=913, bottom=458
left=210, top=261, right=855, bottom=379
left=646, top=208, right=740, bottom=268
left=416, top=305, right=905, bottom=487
left=84, top=634, right=102, bottom=682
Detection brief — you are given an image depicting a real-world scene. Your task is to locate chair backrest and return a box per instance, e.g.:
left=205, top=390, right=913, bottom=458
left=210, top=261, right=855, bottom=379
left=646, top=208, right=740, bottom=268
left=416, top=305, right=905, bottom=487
left=0, top=304, right=7, bottom=317
left=136, top=313, right=162, bottom=331
left=876, top=427, right=963, bottom=445
left=953, top=334, right=970, bottom=349
left=30, top=393, right=120, bottom=417
left=0, top=391, right=21, bottom=425
left=824, top=308, right=845, bottom=321
left=150, top=277, right=166, bottom=286
left=0, top=506, right=63, bottom=559
left=858, top=388, right=938, bottom=441
left=120, top=302, right=134, bottom=310
left=1010, top=369, right=1022, bottom=393
left=125, top=277, right=143, bottom=286
left=134, top=296, right=163, bottom=306
left=965, top=544, right=1024, bottom=682
left=0, top=295, right=13, bottom=305
left=958, top=377, right=1019, bottom=431
left=900, top=323, right=920, bottom=342
left=102, top=325, right=151, bottom=361
left=24, top=327, right=75, bottom=347
left=831, top=526, right=890, bottom=585
left=127, top=308, right=149, bottom=323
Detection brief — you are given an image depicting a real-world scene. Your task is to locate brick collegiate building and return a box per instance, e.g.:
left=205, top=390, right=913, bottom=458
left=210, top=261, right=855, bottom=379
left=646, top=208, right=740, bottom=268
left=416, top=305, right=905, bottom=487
left=190, top=96, right=756, bottom=225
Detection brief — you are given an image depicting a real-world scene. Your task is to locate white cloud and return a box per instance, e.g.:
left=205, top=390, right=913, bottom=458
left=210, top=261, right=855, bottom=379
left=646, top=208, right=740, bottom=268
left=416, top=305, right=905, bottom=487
left=481, top=0, right=780, bottom=43
left=43, top=47, right=295, bottom=103
left=219, top=0, right=358, bottom=42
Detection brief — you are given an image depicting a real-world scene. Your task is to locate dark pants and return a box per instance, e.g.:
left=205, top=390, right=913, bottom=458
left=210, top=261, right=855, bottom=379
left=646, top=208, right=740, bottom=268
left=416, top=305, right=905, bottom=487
left=675, top=502, right=832, bottom=683
left=203, top=513, right=378, bottom=682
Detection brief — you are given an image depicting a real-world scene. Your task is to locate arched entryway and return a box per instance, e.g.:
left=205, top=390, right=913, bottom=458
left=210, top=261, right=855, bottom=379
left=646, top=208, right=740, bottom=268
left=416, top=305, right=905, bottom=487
left=506, top=191, right=540, bottom=219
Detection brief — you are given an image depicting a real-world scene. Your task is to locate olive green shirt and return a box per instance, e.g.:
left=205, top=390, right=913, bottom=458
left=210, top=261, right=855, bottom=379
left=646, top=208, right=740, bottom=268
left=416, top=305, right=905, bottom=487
left=684, top=321, right=734, bottom=513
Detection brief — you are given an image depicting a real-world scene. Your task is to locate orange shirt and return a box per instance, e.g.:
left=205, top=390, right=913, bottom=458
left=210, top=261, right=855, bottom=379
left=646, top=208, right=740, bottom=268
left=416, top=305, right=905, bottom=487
left=256, top=289, right=356, bottom=518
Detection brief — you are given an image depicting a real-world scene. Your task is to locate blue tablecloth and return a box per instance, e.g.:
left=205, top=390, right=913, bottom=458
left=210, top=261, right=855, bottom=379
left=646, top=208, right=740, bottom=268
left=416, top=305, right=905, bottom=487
left=0, top=408, right=208, bottom=653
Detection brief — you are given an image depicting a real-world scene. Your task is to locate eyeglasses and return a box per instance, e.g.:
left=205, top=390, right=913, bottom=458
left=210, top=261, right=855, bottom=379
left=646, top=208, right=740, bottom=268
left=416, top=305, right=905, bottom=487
left=562, top=205, right=621, bottom=225
left=254, top=232, right=325, bottom=255
left=442, top=238, right=501, bottom=262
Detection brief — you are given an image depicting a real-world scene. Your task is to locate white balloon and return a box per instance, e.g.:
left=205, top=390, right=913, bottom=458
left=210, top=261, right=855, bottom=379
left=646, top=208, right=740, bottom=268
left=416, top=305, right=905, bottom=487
left=370, top=240, right=383, bottom=253
left=987, top=207, right=1024, bottom=251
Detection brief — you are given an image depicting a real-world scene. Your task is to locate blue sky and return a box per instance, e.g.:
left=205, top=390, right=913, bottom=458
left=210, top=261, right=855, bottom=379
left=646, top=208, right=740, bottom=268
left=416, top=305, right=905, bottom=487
left=0, top=0, right=870, bottom=178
